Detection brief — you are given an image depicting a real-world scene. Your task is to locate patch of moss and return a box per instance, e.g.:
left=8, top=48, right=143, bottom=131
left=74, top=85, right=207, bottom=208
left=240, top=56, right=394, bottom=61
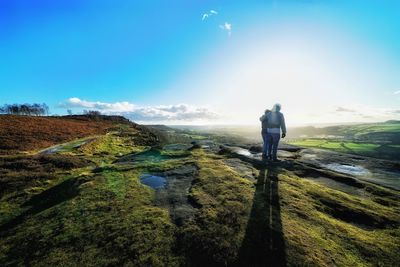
left=180, top=151, right=254, bottom=266
left=1, top=121, right=399, bottom=266
left=79, top=133, right=146, bottom=157
left=278, top=171, right=400, bottom=267
left=0, top=167, right=181, bottom=266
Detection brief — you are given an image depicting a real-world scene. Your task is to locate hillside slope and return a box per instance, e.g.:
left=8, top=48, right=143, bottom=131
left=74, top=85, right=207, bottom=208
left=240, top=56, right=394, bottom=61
left=0, top=115, right=155, bottom=154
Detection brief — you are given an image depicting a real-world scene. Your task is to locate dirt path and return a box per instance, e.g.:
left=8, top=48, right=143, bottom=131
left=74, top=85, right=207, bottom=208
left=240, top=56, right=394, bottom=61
left=38, top=137, right=97, bottom=155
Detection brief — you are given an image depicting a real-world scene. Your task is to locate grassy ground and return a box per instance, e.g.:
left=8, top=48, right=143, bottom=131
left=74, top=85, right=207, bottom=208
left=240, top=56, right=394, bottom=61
left=337, top=122, right=400, bottom=136
left=180, top=152, right=400, bottom=266
left=279, top=171, right=399, bottom=267
left=0, top=117, right=399, bottom=266
left=0, top=120, right=179, bottom=266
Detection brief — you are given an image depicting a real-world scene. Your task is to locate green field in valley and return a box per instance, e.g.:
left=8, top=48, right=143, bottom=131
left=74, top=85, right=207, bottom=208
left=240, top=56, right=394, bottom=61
left=288, top=139, right=400, bottom=160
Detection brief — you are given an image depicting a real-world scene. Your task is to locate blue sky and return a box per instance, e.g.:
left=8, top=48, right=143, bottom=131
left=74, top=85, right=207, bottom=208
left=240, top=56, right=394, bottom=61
left=1, top=0, right=399, bottom=125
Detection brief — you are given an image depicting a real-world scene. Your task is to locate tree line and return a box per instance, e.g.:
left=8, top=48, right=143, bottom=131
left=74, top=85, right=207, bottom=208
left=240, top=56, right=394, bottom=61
left=0, top=103, right=49, bottom=116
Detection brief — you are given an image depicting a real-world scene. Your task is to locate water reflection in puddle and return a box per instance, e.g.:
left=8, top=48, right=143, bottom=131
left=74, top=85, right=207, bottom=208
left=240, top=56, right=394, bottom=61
left=163, top=144, right=192, bottom=151
left=140, top=174, right=166, bottom=189
left=116, top=148, right=190, bottom=165
left=236, top=148, right=253, bottom=157
left=322, top=163, right=369, bottom=176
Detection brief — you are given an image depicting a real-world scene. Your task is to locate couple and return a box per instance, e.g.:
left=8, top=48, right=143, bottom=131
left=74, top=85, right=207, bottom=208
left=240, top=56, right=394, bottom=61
left=260, top=103, right=286, bottom=162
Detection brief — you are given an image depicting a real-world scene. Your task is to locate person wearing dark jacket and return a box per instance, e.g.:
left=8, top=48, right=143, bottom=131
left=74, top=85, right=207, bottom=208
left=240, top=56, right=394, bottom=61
left=264, top=103, right=286, bottom=162
left=259, top=109, right=271, bottom=159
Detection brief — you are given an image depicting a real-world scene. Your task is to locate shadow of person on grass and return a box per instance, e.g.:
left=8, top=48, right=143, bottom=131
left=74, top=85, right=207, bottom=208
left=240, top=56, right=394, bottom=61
left=236, top=164, right=287, bottom=267
left=0, top=176, right=87, bottom=236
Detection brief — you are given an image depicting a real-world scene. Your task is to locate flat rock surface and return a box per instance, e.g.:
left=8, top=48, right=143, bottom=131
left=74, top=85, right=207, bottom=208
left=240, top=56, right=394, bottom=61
left=298, top=148, right=400, bottom=190
left=153, top=164, right=198, bottom=226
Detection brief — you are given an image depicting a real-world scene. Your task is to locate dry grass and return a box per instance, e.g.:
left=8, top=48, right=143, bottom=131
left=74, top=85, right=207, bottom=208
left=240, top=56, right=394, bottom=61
left=0, top=154, right=91, bottom=198
left=0, top=115, right=117, bottom=153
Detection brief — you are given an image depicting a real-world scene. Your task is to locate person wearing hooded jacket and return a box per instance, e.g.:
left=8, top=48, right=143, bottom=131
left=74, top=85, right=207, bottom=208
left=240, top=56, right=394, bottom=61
left=262, top=103, right=286, bottom=162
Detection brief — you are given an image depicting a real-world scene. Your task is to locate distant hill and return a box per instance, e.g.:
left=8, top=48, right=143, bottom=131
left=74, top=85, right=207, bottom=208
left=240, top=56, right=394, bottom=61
left=0, top=115, right=138, bottom=154
left=385, top=120, right=400, bottom=124
left=144, top=124, right=178, bottom=132
left=288, top=121, right=400, bottom=144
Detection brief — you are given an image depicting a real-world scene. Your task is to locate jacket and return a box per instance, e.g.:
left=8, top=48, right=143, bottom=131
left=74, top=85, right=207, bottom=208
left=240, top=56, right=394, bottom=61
left=266, top=111, right=286, bottom=134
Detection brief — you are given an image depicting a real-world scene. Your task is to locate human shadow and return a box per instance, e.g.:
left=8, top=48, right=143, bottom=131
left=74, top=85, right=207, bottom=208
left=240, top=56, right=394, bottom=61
left=236, top=164, right=286, bottom=266
left=0, top=176, right=87, bottom=235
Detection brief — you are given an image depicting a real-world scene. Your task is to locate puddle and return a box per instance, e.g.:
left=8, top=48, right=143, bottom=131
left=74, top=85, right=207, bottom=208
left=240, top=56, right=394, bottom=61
left=322, top=163, right=369, bottom=176
left=43, top=147, right=61, bottom=154
left=117, top=149, right=187, bottom=164
left=236, top=148, right=253, bottom=157
left=163, top=143, right=192, bottom=151
left=300, top=153, right=318, bottom=161
left=139, top=165, right=198, bottom=225
left=278, top=150, right=296, bottom=158
left=230, top=147, right=262, bottom=159
left=140, top=174, right=166, bottom=189
left=297, top=148, right=399, bottom=191
left=134, top=150, right=169, bottom=162
left=228, top=146, right=294, bottom=161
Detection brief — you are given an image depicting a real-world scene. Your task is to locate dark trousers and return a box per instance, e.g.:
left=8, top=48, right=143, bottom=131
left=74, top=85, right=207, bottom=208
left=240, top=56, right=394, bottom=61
left=266, top=133, right=280, bottom=159
left=261, top=130, right=271, bottom=156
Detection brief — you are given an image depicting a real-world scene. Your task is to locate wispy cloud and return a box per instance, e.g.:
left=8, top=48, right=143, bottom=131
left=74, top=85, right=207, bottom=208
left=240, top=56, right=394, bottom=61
left=394, top=90, right=400, bottom=95
left=336, top=107, right=356, bottom=113
left=202, top=9, right=218, bottom=21
left=333, top=105, right=400, bottom=121
left=59, top=98, right=219, bottom=122
left=219, top=22, right=232, bottom=35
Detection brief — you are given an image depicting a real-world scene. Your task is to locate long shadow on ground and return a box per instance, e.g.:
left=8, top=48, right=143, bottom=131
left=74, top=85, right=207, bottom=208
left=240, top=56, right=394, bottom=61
left=237, top=165, right=286, bottom=267
left=0, top=177, right=88, bottom=235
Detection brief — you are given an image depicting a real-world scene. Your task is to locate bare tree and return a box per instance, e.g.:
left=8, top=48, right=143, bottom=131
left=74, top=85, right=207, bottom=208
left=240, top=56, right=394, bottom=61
left=0, top=103, right=50, bottom=116
left=42, top=103, right=49, bottom=116
left=84, top=110, right=101, bottom=116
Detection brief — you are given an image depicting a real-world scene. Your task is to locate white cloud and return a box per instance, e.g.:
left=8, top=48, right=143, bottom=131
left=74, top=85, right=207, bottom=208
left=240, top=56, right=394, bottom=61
left=125, top=104, right=219, bottom=122
left=59, top=98, right=219, bottom=123
left=219, top=22, right=232, bottom=35
left=394, top=90, right=400, bottom=95
left=59, top=97, right=135, bottom=112
left=201, top=9, right=218, bottom=21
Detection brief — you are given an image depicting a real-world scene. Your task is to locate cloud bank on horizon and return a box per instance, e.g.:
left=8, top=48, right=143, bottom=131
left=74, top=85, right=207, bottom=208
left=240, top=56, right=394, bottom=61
left=59, top=97, right=400, bottom=125
left=60, top=98, right=219, bottom=123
